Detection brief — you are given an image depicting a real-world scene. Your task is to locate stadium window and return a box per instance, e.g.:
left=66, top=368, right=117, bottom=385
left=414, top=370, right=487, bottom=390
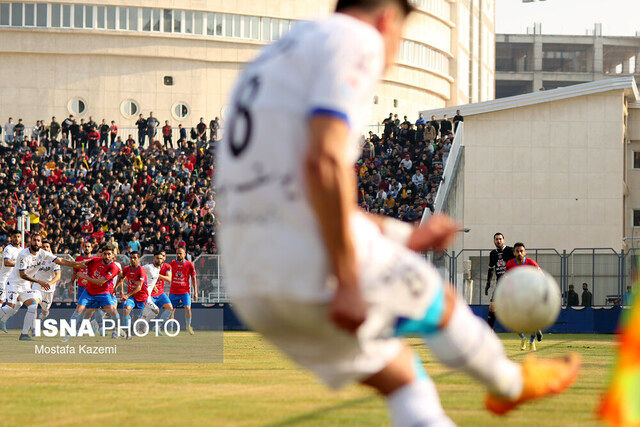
left=128, top=7, right=137, bottom=31
left=224, top=14, right=232, bottom=37
left=173, top=10, right=181, bottom=32
left=250, top=16, right=259, bottom=39
left=97, top=6, right=105, bottom=29
left=68, top=98, right=87, bottom=115
left=62, top=4, right=70, bottom=27
left=634, top=152, right=640, bottom=169
left=24, top=3, right=34, bottom=26
left=121, top=100, right=140, bottom=118
left=11, top=2, right=23, bottom=26
left=634, top=210, right=640, bottom=227
left=233, top=14, right=240, bottom=38
left=241, top=15, right=250, bottom=39
left=85, top=5, right=94, bottom=28
left=261, top=17, right=270, bottom=40
left=106, top=6, right=115, bottom=30
left=194, top=12, right=203, bottom=35
left=0, top=3, right=8, bottom=26
left=118, top=7, right=127, bottom=30
left=73, top=4, right=83, bottom=28
left=184, top=10, right=192, bottom=34
left=215, top=13, right=222, bottom=36
left=206, top=12, right=214, bottom=35
left=142, top=8, right=151, bottom=31
left=152, top=9, right=160, bottom=31
left=50, top=3, right=60, bottom=27
left=172, top=102, right=190, bottom=119
left=163, top=9, right=172, bottom=33
left=270, top=18, right=279, bottom=40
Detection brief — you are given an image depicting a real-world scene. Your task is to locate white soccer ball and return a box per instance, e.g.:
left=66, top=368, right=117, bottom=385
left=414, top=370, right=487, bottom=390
left=494, top=266, right=561, bottom=333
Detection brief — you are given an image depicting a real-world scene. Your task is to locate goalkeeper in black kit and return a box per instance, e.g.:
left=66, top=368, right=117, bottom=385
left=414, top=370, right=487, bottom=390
left=485, top=233, right=514, bottom=329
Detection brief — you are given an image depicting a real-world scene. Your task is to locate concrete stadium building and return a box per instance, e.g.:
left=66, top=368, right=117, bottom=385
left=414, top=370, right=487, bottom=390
left=0, top=0, right=495, bottom=130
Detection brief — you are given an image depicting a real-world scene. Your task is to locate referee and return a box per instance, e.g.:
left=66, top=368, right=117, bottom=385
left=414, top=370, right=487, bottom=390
left=484, top=232, right=514, bottom=329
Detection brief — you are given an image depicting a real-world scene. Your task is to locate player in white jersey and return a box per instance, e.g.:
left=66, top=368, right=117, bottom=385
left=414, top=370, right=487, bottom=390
left=0, top=231, right=22, bottom=304
left=216, top=0, right=580, bottom=423
left=141, top=250, right=173, bottom=328
left=0, top=233, right=86, bottom=340
left=32, top=240, right=61, bottom=319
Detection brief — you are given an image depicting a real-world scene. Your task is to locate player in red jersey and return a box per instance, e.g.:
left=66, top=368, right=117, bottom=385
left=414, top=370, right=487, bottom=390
left=115, top=252, right=148, bottom=338
left=169, top=247, right=198, bottom=335
left=63, top=243, right=121, bottom=341
left=505, top=242, right=544, bottom=351
left=66, top=240, right=93, bottom=300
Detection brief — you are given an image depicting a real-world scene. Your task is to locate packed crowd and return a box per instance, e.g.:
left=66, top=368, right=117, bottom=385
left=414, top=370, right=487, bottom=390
left=0, top=114, right=217, bottom=257
left=0, top=109, right=460, bottom=256
left=357, top=110, right=463, bottom=222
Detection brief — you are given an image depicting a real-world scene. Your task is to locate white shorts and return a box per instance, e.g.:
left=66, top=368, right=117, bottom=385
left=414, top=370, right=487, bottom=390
left=5, top=284, right=42, bottom=306
left=232, top=217, right=444, bottom=389
left=39, top=291, right=55, bottom=312
left=0, top=278, right=7, bottom=302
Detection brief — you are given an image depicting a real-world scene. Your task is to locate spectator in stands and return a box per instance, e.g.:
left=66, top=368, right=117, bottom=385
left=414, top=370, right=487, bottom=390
left=61, top=114, right=73, bottom=139
left=49, top=116, right=60, bottom=141
left=178, top=124, right=187, bottom=148
left=196, top=118, right=207, bottom=142
left=440, top=114, right=452, bottom=137
left=147, top=111, right=160, bottom=141
left=109, top=120, right=118, bottom=146
left=453, top=109, right=464, bottom=132
left=99, top=119, right=110, bottom=147
left=14, top=119, right=25, bottom=143
left=162, top=120, right=173, bottom=149
left=210, top=117, right=219, bottom=140
left=135, top=113, right=147, bottom=147
left=87, top=116, right=97, bottom=131
left=382, top=113, right=394, bottom=137
left=69, top=118, right=80, bottom=149
left=415, top=113, right=426, bottom=126
left=128, top=235, right=141, bottom=253
left=428, top=115, right=439, bottom=137
left=565, top=284, right=579, bottom=307
left=581, top=282, right=593, bottom=307
left=87, top=126, right=100, bottom=155
left=4, top=117, right=14, bottom=146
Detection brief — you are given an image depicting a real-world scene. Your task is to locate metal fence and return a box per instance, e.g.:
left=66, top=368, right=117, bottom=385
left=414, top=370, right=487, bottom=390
left=437, top=248, right=636, bottom=306
left=52, top=254, right=226, bottom=304
left=51, top=249, right=638, bottom=306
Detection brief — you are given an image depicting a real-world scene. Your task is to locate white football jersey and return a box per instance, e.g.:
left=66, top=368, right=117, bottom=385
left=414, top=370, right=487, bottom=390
left=32, top=258, right=61, bottom=293
left=143, top=263, right=162, bottom=294
left=0, top=244, right=21, bottom=283
left=217, top=14, right=384, bottom=301
left=8, top=248, right=57, bottom=290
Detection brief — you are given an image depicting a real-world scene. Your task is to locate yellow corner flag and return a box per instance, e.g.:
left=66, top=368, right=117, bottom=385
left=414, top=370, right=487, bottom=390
left=598, top=263, right=640, bottom=426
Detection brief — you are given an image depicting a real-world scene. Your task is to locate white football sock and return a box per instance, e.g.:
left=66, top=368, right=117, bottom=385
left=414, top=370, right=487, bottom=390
left=426, top=299, right=523, bottom=400
left=22, top=303, right=37, bottom=335
left=0, top=304, right=19, bottom=322
left=387, top=376, right=454, bottom=427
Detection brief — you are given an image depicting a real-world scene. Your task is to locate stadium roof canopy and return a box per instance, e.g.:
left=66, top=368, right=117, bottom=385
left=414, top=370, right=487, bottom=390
left=421, top=76, right=640, bottom=119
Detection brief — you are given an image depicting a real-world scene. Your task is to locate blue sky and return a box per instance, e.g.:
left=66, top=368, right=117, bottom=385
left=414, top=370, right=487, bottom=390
left=496, top=0, right=640, bottom=36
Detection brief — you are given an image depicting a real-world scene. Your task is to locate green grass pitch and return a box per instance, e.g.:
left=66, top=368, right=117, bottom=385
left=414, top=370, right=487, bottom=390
left=0, top=332, right=615, bottom=426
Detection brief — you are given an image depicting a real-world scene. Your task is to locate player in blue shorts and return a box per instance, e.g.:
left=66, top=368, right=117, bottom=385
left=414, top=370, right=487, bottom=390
left=115, top=252, right=148, bottom=339
left=168, top=247, right=198, bottom=335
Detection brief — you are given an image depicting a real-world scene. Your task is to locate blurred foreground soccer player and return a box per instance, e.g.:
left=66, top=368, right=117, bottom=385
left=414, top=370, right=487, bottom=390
left=505, top=242, right=544, bottom=351
left=216, top=0, right=581, bottom=424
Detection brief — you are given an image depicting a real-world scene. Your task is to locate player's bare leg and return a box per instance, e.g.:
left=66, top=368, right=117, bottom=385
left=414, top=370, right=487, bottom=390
left=0, top=300, right=19, bottom=333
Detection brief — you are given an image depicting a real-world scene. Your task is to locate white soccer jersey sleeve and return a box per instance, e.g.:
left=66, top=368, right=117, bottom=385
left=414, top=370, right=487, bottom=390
left=307, top=20, right=384, bottom=128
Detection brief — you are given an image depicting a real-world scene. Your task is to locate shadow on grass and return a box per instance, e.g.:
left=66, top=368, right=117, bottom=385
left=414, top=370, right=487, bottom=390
left=268, top=339, right=575, bottom=425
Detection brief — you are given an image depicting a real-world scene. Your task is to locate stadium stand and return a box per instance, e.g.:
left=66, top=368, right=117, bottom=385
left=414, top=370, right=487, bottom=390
left=0, top=112, right=454, bottom=257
